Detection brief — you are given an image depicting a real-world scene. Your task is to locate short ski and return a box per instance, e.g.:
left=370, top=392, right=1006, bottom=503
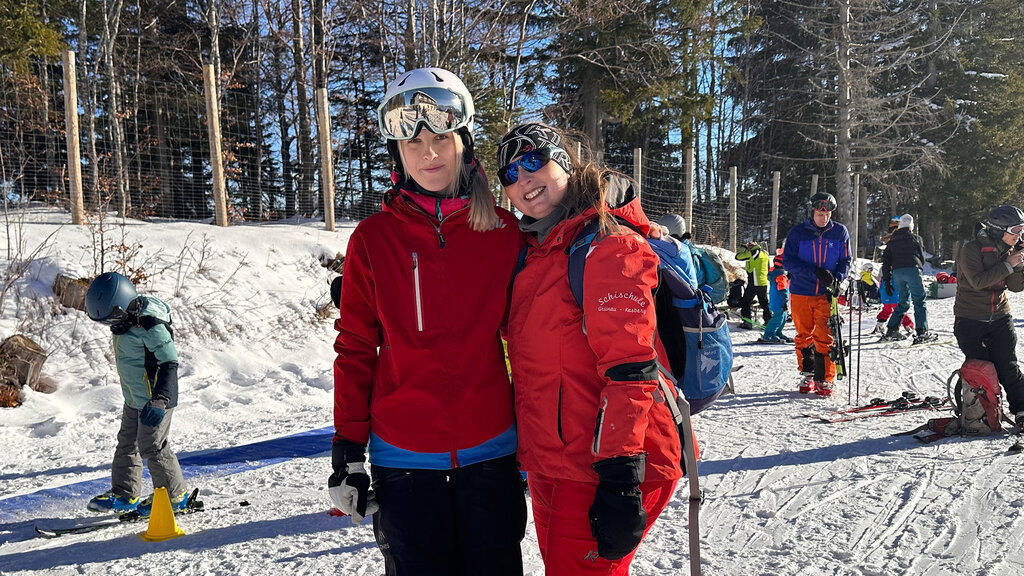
left=35, top=489, right=203, bottom=538
left=802, top=393, right=949, bottom=423
left=800, top=392, right=919, bottom=418
left=818, top=396, right=949, bottom=423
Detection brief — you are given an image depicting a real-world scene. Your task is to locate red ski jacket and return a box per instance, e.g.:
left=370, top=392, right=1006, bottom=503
left=333, top=189, right=523, bottom=469
left=507, top=178, right=683, bottom=484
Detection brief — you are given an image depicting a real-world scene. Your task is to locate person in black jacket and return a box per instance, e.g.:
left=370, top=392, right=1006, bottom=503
left=881, top=214, right=935, bottom=344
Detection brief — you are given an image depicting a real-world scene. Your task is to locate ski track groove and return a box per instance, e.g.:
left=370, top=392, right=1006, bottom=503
left=854, top=465, right=934, bottom=569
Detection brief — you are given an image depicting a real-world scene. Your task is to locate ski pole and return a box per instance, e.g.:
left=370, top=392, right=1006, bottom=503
left=856, top=290, right=862, bottom=405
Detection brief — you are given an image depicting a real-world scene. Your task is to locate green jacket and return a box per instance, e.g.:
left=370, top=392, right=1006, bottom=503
left=736, top=246, right=770, bottom=287
left=113, top=295, right=179, bottom=409
left=954, top=227, right=1024, bottom=322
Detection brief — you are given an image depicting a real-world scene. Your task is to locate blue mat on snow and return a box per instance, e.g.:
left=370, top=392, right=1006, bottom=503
left=0, top=426, right=333, bottom=520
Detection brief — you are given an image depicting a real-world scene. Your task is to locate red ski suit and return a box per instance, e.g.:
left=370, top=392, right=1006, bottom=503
left=507, top=180, right=682, bottom=574
left=333, top=190, right=523, bottom=469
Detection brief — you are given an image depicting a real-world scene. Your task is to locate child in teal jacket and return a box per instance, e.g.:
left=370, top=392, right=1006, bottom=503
left=84, top=272, right=188, bottom=517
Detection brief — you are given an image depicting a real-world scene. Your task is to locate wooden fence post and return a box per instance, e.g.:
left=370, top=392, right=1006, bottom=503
left=684, top=147, right=694, bottom=235
left=62, top=50, right=84, bottom=225
left=203, top=64, right=228, bottom=227
left=316, top=88, right=335, bottom=231
left=729, top=166, right=737, bottom=252
left=770, top=171, right=780, bottom=252
left=633, top=148, right=642, bottom=200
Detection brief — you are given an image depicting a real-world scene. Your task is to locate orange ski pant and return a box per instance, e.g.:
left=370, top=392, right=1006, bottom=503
left=791, top=293, right=836, bottom=381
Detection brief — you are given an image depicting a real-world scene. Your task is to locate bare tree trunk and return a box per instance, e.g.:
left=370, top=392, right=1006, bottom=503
left=78, top=0, right=99, bottom=209
left=252, top=0, right=265, bottom=220
left=581, top=72, right=603, bottom=161
left=925, top=0, right=938, bottom=92
left=272, top=43, right=294, bottom=217
left=208, top=0, right=222, bottom=85
left=131, top=0, right=142, bottom=213
left=290, top=0, right=314, bottom=217
left=101, top=0, right=127, bottom=216
left=835, top=0, right=852, bottom=220
left=405, top=0, right=417, bottom=69
left=705, top=61, right=714, bottom=206
left=154, top=94, right=173, bottom=217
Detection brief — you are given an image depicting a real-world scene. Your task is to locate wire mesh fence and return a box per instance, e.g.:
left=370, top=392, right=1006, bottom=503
left=2, top=51, right=780, bottom=248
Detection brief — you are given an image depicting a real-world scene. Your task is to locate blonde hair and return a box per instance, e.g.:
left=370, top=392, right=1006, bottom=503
left=397, top=133, right=497, bottom=232
left=550, top=127, right=621, bottom=235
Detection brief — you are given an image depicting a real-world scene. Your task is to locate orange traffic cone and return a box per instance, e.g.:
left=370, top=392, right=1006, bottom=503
left=140, top=487, right=186, bottom=542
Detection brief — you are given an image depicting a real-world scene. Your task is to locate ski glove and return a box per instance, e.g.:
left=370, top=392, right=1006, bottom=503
left=589, top=454, right=647, bottom=560
left=328, top=441, right=378, bottom=524
left=139, top=397, right=168, bottom=427
left=814, top=267, right=835, bottom=288
left=884, top=279, right=895, bottom=295
left=330, top=276, right=343, bottom=309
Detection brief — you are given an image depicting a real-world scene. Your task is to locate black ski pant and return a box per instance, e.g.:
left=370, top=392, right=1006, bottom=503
left=370, top=453, right=527, bottom=576
left=741, top=284, right=771, bottom=323
left=954, top=315, right=1024, bottom=414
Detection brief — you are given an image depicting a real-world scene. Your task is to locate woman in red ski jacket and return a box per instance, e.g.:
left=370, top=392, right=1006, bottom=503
left=498, top=123, right=682, bottom=575
left=328, top=67, right=526, bottom=575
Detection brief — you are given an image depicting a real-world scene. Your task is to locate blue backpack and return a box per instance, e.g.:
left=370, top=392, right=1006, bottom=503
left=689, top=245, right=730, bottom=305
left=568, top=219, right=733, bottom=414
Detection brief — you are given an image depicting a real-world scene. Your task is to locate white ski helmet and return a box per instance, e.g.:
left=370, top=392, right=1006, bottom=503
left=377, top=67, right=475, bottom=141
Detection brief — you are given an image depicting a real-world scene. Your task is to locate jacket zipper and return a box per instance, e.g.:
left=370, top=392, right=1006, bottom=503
left=412, top=252, right=424, bottom=331
left=592, top=397, right=608, bottom=454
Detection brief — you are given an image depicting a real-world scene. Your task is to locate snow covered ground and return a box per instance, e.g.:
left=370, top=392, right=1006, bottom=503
left=2, top=205, right=1024, bottom=576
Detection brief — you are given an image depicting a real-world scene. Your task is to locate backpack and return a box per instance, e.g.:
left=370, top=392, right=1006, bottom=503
left=689, top=245, right=730, bottom=305
left=568, top=219, right=734, bottom=415
left=926, top=359, right=1005, bottom=436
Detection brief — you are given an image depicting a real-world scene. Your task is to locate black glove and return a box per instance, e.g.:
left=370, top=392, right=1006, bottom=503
left=814, top=267, right=835, bottom=287
left=139, top=397, right=168, bottom=427
left=330, top=275, right=343, bottom=309
left=884, top=278, right=895, bottom=295
left=328, top=440, right=378, bottom=524
left=589, top=454, right=647, bottom=560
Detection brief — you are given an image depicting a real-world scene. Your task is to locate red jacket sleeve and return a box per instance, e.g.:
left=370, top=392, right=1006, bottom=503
left=332, top=227, right=380, bottom=445
left=580, top=231, right=661, bottom=461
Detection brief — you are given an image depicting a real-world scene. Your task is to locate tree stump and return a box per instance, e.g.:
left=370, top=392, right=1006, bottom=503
left=54, top=274, right=91, bottom=311
left=0, top=334, right=49, bottom=395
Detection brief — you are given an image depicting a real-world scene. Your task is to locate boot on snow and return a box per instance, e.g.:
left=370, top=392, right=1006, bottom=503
left=879, top=326, right=906, bottom=342
left=87, top=490, right=139, bottom=514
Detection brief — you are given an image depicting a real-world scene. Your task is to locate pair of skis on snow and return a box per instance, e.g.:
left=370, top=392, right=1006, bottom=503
left=800, top=391, right=951, bottom=423
left=34, top=489, right=210, bottom=538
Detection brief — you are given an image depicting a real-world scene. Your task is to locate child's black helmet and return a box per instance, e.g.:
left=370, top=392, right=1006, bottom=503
left=85, top=272, right=138, bottom=325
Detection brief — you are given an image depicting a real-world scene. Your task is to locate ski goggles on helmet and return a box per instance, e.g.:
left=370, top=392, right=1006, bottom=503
left=811, top=197, right=837, bottom=212
left=377, top=87, right=471, bottom=140
left=498, top=147, right=566, bottom=187
left=1006, top=224, right=1024, bottom=235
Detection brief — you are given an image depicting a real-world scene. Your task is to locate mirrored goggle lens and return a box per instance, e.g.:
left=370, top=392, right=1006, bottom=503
left=498, top=148, right=557, bottom=187
left=812, top=200, right=835, bottom=212
left=1008, top=224, right=1024, bottom=235
left=378, top=86, right=469, bottom=140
